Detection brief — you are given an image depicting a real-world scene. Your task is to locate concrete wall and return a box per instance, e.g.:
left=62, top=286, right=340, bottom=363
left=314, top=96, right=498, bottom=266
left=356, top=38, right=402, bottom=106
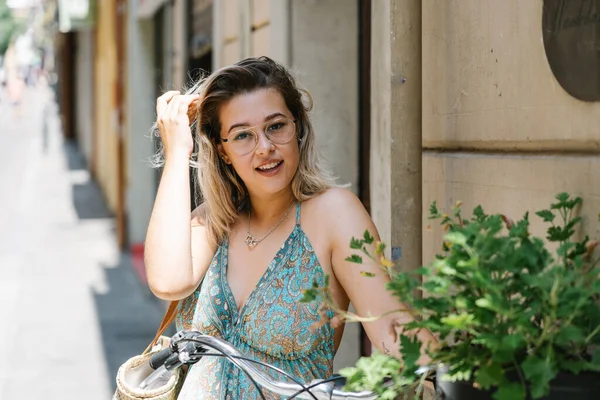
left=289, top=0, right=360, bottom=371
left=74, top=30, right=94, bottom=166
left=290, top=0, right=359, bottom=192
left=126, top=0, right=160, bottom=245
left=423, top=154, right=600, bottom=261
left=370, top=0, right=423, bottom=276
left=422, top=0, right=600, bottom=151
left=370, top=0, right=600, bottom=268
left=421, top=0, right=600, bottom=264
left=370, top=0, right=392, bottom=246
left=216, top=0, right=241, bottom=66
left=214, top=0, right=289, bottom=67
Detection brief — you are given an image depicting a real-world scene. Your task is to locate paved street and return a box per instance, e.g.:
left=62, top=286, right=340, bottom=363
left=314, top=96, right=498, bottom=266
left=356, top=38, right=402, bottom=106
left=0, top=83, right=164, bottom=399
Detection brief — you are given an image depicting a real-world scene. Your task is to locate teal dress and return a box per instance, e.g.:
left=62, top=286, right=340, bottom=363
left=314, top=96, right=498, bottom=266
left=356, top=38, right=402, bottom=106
left=175, top=203, right=335, bottom=399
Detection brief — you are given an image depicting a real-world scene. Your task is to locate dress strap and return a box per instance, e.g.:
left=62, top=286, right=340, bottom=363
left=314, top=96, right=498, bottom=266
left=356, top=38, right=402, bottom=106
left=295, top=202, right=302, bottom=227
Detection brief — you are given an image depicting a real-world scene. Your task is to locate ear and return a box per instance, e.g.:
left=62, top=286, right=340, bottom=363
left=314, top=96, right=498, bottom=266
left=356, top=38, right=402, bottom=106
left=217, top=143, right=232, bottom=164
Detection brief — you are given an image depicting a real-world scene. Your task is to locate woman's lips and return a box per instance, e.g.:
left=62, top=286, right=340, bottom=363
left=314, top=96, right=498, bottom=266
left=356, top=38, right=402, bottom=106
left=255, top=160, right=283, bottom=176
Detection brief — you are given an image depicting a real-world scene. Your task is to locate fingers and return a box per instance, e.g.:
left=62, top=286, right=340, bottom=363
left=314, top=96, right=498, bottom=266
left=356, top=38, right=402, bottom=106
left=166, top=95, right=179, bottom=121
left=167, top=95, right=192, bottom=121
left=157, top=92, right=200, bottom=126
left=156, top=90, right=180, bottom=117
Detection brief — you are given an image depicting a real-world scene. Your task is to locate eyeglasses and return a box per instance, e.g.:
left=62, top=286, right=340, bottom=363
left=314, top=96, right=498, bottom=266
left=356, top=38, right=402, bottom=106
left=220, top=116, right=297, bottom=155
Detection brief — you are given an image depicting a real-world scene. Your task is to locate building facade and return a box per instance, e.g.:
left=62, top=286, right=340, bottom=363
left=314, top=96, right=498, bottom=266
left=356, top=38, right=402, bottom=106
left=54, top=0, right=600, bottom=372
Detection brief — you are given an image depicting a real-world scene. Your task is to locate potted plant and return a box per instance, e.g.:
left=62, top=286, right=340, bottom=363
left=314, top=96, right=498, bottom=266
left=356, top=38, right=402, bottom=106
left=303, top=193, right=600, bottom=400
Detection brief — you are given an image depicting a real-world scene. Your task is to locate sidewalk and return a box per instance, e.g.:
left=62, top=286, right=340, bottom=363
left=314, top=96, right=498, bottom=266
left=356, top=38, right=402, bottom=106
left=0, top=85, right=165, bottom=399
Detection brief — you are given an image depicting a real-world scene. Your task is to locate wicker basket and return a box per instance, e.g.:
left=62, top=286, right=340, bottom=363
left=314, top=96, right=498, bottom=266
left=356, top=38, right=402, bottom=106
left=113, top=337, right=185, bottom=400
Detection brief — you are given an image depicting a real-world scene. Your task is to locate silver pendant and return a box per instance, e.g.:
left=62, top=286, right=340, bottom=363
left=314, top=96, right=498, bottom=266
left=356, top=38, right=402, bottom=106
left=245, top=233, right=258, bottom=248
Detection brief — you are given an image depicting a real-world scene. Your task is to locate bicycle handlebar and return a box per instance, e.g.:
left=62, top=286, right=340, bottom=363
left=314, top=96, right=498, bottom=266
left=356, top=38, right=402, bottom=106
left=141, top=330, right=388, bottom=399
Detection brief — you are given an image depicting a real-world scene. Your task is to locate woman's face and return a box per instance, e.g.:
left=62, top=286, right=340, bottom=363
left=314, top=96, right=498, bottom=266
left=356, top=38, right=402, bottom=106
left=217, top=88, right=300, bottom=199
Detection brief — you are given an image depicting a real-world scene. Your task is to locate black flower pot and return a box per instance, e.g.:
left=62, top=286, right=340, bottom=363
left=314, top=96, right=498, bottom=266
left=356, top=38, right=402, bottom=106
left=435, top=368, right=494, bottom=400
left=435, top=365, right=600, bottom=400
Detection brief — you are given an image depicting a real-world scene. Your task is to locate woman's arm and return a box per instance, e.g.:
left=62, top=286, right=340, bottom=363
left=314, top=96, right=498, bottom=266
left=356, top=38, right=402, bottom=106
left=325, top=188, right=437, bottom=364
left=144, top=91, right=216, bottom=300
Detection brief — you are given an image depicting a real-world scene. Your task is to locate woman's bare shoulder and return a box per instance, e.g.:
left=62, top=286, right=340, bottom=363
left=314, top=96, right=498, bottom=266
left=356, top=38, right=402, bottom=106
left=306, top=187, right=366, bottom=217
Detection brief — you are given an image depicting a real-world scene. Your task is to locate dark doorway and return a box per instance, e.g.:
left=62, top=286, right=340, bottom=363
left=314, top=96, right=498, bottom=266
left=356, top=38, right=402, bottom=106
left=189, top=52, right=212, bottom=83
left=359, top=0, right=372, bottom=357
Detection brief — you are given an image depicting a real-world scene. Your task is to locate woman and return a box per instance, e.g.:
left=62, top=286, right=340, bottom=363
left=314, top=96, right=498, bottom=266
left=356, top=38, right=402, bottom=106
left=146, top=56, right=435, bottom=399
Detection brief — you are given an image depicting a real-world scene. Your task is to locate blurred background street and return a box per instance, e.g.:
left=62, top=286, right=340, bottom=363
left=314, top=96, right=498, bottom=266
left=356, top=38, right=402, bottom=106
left=0, top=76, right=163, bottom=398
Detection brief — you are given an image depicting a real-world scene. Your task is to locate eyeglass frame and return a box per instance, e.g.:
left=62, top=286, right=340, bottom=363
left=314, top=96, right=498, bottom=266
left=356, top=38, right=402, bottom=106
left=219, top=116, right=298, bottom=155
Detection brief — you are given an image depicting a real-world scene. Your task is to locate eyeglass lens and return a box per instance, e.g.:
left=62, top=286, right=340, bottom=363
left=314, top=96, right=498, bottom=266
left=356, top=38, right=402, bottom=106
left=228, top=118, right=295, bottom=155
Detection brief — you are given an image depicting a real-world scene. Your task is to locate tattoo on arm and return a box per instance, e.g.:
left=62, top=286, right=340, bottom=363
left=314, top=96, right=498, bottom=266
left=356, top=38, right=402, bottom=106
left=382, top=342, right=390, bottom=355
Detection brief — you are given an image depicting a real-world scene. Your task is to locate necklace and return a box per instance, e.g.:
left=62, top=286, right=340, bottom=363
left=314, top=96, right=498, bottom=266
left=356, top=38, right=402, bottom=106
left=245, top=201, right=296, bottom=248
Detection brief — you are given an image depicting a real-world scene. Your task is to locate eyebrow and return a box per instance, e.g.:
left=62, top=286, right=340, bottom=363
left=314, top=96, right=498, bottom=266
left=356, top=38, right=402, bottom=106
left=227, top=112, right=287, bottom=133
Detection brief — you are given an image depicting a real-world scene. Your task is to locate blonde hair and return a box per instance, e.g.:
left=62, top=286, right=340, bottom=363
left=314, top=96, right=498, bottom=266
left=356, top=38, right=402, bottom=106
left=151, top=57, right=334, bottom=245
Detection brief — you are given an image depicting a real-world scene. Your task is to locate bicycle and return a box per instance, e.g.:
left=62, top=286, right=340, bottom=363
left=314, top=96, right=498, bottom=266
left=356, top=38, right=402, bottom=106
left=135, top=330, right=435, bottom=399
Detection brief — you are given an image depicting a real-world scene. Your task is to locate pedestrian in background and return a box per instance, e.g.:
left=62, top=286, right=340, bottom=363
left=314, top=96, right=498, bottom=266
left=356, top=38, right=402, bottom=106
left=7, top=72, right=24, bottom=118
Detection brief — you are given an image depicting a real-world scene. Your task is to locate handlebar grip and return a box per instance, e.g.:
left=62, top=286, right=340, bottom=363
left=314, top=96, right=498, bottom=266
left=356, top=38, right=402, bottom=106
left=149, top=347, right=173, bottom=370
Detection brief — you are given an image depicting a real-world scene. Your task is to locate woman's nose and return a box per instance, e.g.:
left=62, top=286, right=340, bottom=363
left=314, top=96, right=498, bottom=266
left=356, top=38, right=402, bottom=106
left=255, top=130, right=274, bottom=155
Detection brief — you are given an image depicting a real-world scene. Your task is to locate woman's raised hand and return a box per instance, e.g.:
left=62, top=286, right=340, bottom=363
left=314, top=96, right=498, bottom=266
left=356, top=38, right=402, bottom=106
left=156, top=90, right=201, bottom=159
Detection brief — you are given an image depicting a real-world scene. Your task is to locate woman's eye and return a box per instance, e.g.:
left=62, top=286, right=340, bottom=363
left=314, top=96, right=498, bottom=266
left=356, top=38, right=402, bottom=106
left=233, top=131, right=252, bottom=141
left=267, top=123, right=284, bottom=131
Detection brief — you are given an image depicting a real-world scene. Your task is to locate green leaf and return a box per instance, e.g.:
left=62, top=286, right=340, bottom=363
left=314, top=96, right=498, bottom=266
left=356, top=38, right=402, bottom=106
left=440, top=264, right=458, bottom=275
left=569, top=196, right=583, bottom=209
left=472, top=333, right=502, bottom=352
left=360, top=271, right=376, bottom=278
left=473, top=205, right=487, bottom=222
left=555, top=325, right=584, bottom=346
left=509, top=215, right=530, bottom=238
left=441, top=313, right=477, bottom=329
left=350, top=237, right=363, bottom=250
left=299, top=289, right=317, bottom=303
left=535, top=209, right=555, bottom=223
left=399, top=334, right=422, bottom=371
left=428, top=201, right=439, bottom=218
left=444, top=232, right=467, bottom=247
left=414, top=266, right=432, bottom=276
left=346, top=254, right=363, bottom=264
left=493, top=382, right=526, bottom=400
left=475, top=297, right=496, bottom=311
left=559, top=358, right=585, bottom=374
left=500, top=333, right=525, bottom=352
left=475, top=363, right=503, bottom=390
left=547, top=226, right=571, bottom=242
left=522, top=356, right=556, bottom=399
left=363, top=230, right=375, bottom=244
left=454, top=296, right=469, bottom=309
left=557, top=242, right=575, bottom=258
left=556, top=192, right=570, bottom=202
left=338, top=352, right=411, bottom=399
left=589, top=348, right=600, bottom=371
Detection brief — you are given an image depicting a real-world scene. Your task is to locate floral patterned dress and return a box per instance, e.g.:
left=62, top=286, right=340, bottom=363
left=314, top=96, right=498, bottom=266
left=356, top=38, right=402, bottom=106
left=175, top=203, right=335, bottom=399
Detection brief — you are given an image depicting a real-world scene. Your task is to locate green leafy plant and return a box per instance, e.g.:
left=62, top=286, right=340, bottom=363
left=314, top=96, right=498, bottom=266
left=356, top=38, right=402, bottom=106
left=302, top=193, right=600, bottom=400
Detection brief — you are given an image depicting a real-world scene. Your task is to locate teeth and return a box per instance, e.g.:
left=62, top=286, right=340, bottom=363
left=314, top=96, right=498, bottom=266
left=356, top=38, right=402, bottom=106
left=258, top=161, right=280, bottom=170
